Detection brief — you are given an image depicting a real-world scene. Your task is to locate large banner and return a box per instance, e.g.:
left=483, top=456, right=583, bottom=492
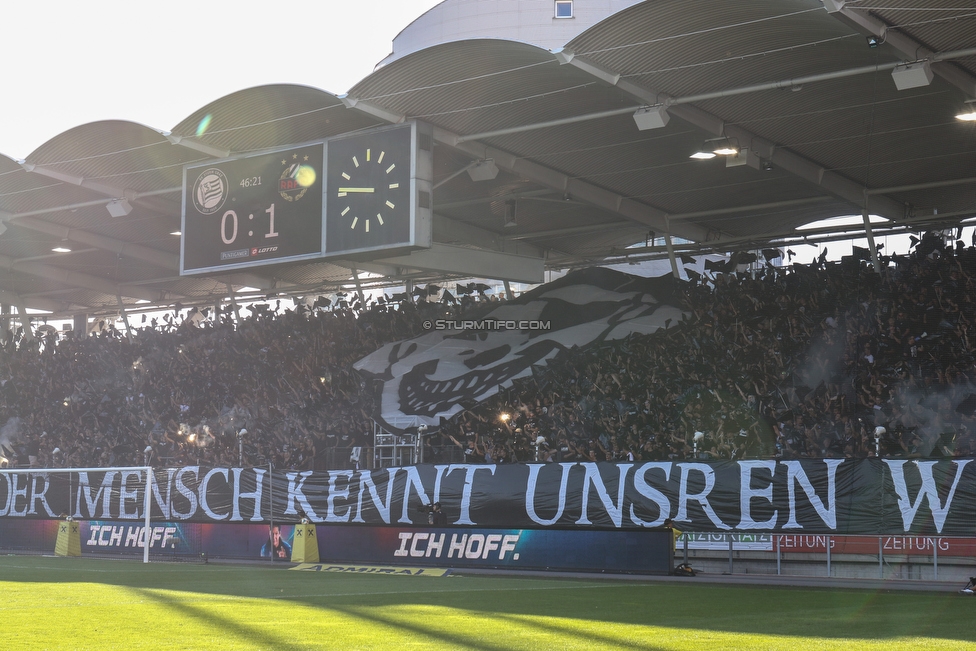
left=1, top=459, right=974, bottom=535
left=354, top=268, right=686, bottom=431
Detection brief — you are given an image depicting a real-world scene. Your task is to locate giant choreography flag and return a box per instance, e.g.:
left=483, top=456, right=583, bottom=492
left=354, top=268, right=687, bottom=431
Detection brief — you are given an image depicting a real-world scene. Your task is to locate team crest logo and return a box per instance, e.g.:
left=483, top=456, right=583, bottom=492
left=279, top=159, right=316, bottom=202
left=192, top=168, right=228, bottom=215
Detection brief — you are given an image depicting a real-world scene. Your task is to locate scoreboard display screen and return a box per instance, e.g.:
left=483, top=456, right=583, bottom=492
left=181, top=143, right=325, bottom=274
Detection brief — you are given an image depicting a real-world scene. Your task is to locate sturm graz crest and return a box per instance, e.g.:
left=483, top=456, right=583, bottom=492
left=191, top=168, right=227, bottom=215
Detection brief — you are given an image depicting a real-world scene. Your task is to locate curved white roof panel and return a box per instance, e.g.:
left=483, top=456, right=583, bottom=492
left=0, top=0, right=972, bottom=317
left=377, top=0, right=642, bottom=68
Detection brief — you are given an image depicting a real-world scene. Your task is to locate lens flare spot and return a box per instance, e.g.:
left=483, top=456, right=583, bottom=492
left=296, top=165, right=316, bottom=188
left=195, top=114, right=213, bottom=137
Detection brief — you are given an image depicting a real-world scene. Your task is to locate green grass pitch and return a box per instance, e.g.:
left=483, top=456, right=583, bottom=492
left=1, top=556, right=973, bottom=650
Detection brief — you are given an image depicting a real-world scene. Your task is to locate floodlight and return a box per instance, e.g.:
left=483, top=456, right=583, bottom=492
left=710, top=137, right=739, bottom=156
left=956, top=100, right=976, bottom=121
left=689, top=146, right=716, bottom=160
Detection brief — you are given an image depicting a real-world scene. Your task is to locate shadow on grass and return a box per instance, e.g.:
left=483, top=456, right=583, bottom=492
left=126, top=586, right=312, bottom=651
left=2, top=557, right=974, bottom=644
left=323, top=602, right=670, bottom=651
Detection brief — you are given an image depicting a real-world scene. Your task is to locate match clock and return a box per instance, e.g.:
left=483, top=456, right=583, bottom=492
left=181, top=144, right=325, bottom=275
left=325, top=124, right=421, bottom=255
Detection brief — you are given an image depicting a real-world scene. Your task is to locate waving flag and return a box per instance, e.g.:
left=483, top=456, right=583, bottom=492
left=354, top=268, right=687, bottom=431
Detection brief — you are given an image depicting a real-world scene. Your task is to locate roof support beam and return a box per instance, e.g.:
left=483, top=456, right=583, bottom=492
left=463, top=44, right=976, bottom=145
left=217, top=273, right=281, bottom=292
left=457, top=106, right=637, bottom=142
left=329, top=260, right=404, bottom=279
left=0, top=209, right=178, bottom=270
left=828, top=7, right=976, bottom=98
left=866, top=176, right=976, bottom=196
left=505, top=196, right=834, bottom=242
left=0, top=254, right=160, bottom=302
left=433, top=213, right=546, bottom=258
left=0, top=285, right=60, bottom=313
left=14, top=299, right=32, bottom=341
left=1, top=209, right=282, bottom=294
left=18, top=162, right=131, bottom=200
left=553, top=51, right=908, bottom=223
left=17, top=163, right=179, bottom=218
left=7, top=187, right=180, bottom=220
left=161, top=133, right=232, bottom=159
left=438, top=128, right=707, bottom=242
left=376, top=242, right=544, bottom=284
left=506, top=221, right=635, bottom=241
left=338, top=96, right=709, bottom=243
left=434, top=189, right=554, bottom=211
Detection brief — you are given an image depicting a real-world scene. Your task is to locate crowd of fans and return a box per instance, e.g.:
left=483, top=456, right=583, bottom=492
left=0, top=295, right=464, bottom=470
left=441, top=234, right=976, bottom=464
left=1, top=232, right=975, bottom=470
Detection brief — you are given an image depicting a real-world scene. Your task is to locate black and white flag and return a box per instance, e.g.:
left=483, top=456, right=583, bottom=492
left=354, top=268, right=686, bottom=431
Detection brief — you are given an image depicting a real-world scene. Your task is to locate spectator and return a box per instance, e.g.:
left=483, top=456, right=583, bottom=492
left=2, top=235, right=976, bottom=468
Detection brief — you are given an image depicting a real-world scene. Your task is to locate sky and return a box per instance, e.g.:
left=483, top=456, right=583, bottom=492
left=0, top=0, right=443, bottom=161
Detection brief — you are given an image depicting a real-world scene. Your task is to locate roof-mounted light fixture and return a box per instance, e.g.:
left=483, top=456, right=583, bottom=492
left=726, top=148, right=748, bottom=168
left=689, top=145, right=717, bottom=160
left=711, top=137, right=739, bottom=156
left=956, top=99, right=976, bottom=121
left=633, top=105, right=670, bottom=130
left=466, top=159, right=499, bottom=182
left=106, top=198, right=132, bottom=217
left=52, top=235, right=71, bottom=253
left=504, top=200, right=518, bottom=228
left=690, top=137, right=739, bottom=160
left=891, top=62, right=933, bottom=91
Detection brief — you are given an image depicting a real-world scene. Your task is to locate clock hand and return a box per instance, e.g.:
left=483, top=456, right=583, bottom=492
left=338, top=187, right=375, bottom=193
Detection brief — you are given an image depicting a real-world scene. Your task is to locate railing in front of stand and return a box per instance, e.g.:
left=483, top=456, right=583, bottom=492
left=675, top=532, right=974, bottom=581
left=317, top=444, right=467, bottom=470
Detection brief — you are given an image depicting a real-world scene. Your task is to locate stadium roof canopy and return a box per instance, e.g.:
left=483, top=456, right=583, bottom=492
left=0, top=0, right=974, bottom=320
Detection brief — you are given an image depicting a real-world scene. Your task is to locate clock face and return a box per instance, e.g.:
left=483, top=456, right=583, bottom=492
left=325, top=125, right=413, bottom=254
